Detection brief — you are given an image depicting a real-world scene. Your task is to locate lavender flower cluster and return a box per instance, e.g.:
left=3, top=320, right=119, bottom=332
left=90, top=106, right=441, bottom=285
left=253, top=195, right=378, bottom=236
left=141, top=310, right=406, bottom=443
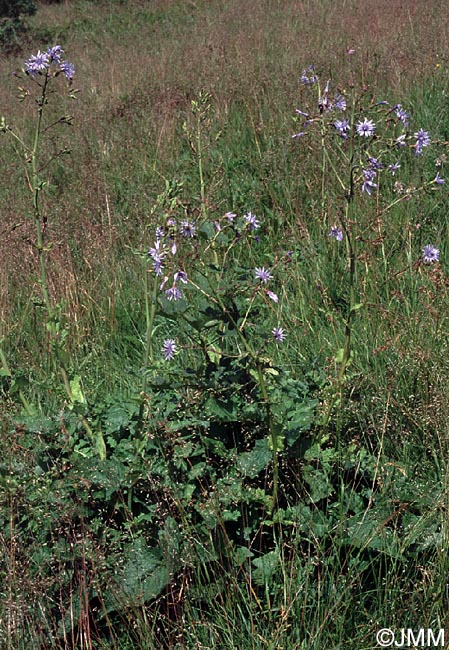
left=25, top=46, right=75, bottom=80
left=157, top=211, right=286, bottom=360
left=298, top=65, right=443, bottom=266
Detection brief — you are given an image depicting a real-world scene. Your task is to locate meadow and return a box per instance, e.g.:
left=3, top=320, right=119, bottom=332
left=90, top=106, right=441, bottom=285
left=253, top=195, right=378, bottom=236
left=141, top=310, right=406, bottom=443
left=1, top=0, right=449, bottom=648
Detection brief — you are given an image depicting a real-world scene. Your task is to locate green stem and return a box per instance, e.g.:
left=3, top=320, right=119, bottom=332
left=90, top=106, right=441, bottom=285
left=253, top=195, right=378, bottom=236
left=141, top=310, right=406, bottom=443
left=31, top=74, right=52, bottom=316
left=213, top=291, right=279, bottom=509
left=197, top=113, right=207, bottom=223
left=137, top=264, right=159, bottom=436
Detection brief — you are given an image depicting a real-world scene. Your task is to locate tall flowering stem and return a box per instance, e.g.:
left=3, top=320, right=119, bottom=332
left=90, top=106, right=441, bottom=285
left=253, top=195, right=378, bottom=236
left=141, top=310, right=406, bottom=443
left=31, top=73, right=52, bottom=316
left=295, top=65, right=444, bottom=431
left=1, top=49, right=105, bottom=455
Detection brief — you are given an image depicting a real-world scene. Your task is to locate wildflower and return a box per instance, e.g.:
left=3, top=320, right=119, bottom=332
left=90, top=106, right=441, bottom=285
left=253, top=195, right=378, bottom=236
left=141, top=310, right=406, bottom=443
left=165, top=286, right=183, bottom=301
left=292, top=132, right=306, bottom=139
left=295, top=109, right=309, bottom=117
left=255, top=267, right=272, bottom=283
left=396, top=134, right=407, bottom=147
left=422, top=244, right=439, bottom=264
left=334, top=118, right=350, bottom=138
left=319, top=80, right=331, bottom=113
left=394, top=104, right=409, bottom=126
left=179, top=220, right=196, bottom=238
left=60, top=61, right=75, bottom=80
left=25, top=50, right=50, bottom=75
left=300, top=65, right=317, bottom=85
left=173, top=270, right=188, bottom=284
left=148, top=240, right=167, bottom=275
left=272, top=327, right=287, bottom=342
left=162, top=339, right=177, bottom=361
left=152, top=256, right=164, bottom=275
left=266, top=290, right=279, bottom=303
left=328, top=226, right=343, bottom=241
left=155, top=226, right=165, bottom=240
left=334, top=93, right=347, bottom=111
left=361, top=168, right=378, bottom=195
left=47, top=45, right=64, bottom=63
left=434, top=172, right=445, bottom=185
left=388, top=162, right=400, bottom=175
left=356, top=118, right=376, bottom=137
left=368, top=157, right=383, bottom=170
left=243, top=212, right=260, bottom=230
left=224, top=211, right=236, bottom=222
left=414, top=129, right=431, bottom=156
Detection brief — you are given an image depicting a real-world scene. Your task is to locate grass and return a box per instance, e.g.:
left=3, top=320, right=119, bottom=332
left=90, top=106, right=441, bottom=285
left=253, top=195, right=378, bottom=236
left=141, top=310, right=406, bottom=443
left=2, top=0, right=449, bottom=648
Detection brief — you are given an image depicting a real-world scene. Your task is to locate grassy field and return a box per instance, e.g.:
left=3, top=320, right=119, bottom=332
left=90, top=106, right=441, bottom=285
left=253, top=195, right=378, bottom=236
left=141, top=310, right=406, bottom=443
left=2, top=0, right=449, bottom=648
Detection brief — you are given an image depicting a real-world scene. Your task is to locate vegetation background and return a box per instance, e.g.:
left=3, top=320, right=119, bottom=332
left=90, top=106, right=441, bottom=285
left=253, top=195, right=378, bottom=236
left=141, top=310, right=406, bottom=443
left=1, top=0, right=449, bottom=648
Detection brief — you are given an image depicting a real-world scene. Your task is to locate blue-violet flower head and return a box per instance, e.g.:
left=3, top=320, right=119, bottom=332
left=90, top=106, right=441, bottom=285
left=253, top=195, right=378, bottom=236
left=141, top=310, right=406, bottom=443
left=356, top=118, right=376, bottom=137
left=272, top=327, right=287, bottom=342
left=328, top=226, right=343, bottom=241
left=162, top=339, right=177, bottom=361
left=244, top=212, right=260, bottom=230
left=255, top=267, right=272, bottom=283
left=422, top=244, right=439, bottom=264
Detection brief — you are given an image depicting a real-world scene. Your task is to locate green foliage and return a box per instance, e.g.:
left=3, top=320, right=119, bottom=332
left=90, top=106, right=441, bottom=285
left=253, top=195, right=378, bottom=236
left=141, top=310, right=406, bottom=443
left=2, top=1, right=449, bottom=647
left=0, top=0, right=36, bottom=48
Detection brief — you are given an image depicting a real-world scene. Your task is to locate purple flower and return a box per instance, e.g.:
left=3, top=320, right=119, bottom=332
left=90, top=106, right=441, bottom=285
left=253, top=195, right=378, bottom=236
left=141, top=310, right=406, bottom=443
left=295, top=109, right=309, bottom=118
left=174, top=270, right=188, bottom=284
left=47, top=45, right=64, bottom=63
left=243, top=212, right=260, bottom=230
left=396, top=134, right=407, bottom=147
left=361, top=168, right=378, bottom=195
left=224, top=212, right=236, bottom=222
left=255, top=267, right=272, bottom=283
left=179, top=221, right=196, bottom=238
left=148, top=240, right=167, bottom=275
left=422, top=244, right=439, bottom=264
left=368, top=157, right=383, bottom=170
left=162, top=339, right=177, bottom=361
left=434, top=172, right=445, bottom=185
left=414, top=129, right=431, bottom=156
left=334, top=118, right=350, bottom=138
left=155, top=226, right=165, bottom=240
left=292, top=132, right=306, bottom=139
left=334, top=94, right=347, bottom=111
left=266, top=290, right=279, bottom=303
left=319, top=80, right=331, bottom=113
left=300, top=65, right=317, bottom=85
left=152, top=256, right=164, bottom=275
left=25, top=50, right=50, bottom=75
left=328, top=226, right=343, bottom=241
left=356, top=118, right=376, bottom=137
left=388, top=162, right=401, bottom=175
left=272, top=327, right=287, bottom=342
left=165, top=286, right=183, bottom=301
left=60, top=61, right=75, bottom=80
left=394, top=104, right=409, bottom=127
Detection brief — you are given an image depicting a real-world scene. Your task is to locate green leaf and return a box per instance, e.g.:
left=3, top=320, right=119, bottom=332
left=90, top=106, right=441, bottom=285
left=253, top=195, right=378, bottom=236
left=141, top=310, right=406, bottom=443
left=94, top=429, right=107, bottom=461
left=69, top=375, right=85, bottom=405
left=237, top=438, right=271, bottom=478
left=251, top=550, right=280, bottom=586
